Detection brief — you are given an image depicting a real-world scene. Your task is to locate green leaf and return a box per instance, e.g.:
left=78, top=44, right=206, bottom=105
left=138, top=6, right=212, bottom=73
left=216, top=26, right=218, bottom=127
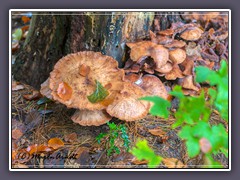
left=87, top=80, right=109, bottom=103
left=186, top=137, right=200, bottom=158
left=96, top=133, right=107, bottom=144
left=140, top=96, right=171, bottom=118
left=130, top=139, right=163, bottom=168
left=12, top=28, right=23, bottom=41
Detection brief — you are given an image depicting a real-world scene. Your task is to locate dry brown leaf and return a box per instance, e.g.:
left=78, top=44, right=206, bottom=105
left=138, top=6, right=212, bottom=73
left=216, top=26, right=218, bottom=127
left=199, top=138, right=212, bottom=153
left=12, top=129, right=23, bottom=140
left=180, top=27, right=203, bottom=41
left=148, top=128, right=166, bottom=137
left=64, top=133, right=77, bottom=143
left=169, top=48, right=186, bottom=64
left=26, top=144, right=53, bottom=155
left=48, top=138, right=64, bottom=150
left=57, top=82, right=73, bottom=101
left=131, top=157, right=148, bottom=165
left=12, top=81, right=24, bottom=91
left=163, top=158, right=185, bottom=168
left=23, top=90, right=42, bottom=100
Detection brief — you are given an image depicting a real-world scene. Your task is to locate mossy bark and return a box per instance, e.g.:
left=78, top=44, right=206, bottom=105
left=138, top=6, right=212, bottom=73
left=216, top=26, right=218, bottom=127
left=13, top=11, right=182, bottom=89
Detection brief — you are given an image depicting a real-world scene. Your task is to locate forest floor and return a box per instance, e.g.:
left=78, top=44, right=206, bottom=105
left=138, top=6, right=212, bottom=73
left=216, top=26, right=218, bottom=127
left=11, top=83, right=228, bottom=168
left=11, top=12, right=229, bottom=169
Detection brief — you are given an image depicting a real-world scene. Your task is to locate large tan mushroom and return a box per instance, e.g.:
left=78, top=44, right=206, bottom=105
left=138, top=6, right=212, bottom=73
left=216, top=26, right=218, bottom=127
left=106, top=82, right=150, bottom=121
left=71, top=109, right=111, bottom=126
left=49, top=51, right=125, bottom=110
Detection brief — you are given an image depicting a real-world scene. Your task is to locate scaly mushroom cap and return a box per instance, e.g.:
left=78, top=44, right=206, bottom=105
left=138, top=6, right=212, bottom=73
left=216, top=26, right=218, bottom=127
left=126, top=41, right=169, bottom=69
left=180, top=27, right=203, bottom=41
left=71, top=109, right=111, bottom=126
left=40, top=78, right=53, bottom=100
left=106, top=82, right=150, bottom=121
left=49, top=51, right=125, bottom=110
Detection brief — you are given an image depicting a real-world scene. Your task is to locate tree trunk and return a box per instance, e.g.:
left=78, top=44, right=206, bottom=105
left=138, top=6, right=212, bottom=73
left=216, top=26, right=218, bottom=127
left=13, top=11, right=183, bottom=89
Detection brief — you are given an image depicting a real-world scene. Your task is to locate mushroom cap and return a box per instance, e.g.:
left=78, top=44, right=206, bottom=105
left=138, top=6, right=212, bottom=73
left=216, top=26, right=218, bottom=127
left=169, top=48, right=186, bottom=64
left=165, top=64, right=184, bottom=80
left=49, top=51, right=125, bottom=110
left=106, top=82, right=150, bottom=121
left=178, top=75, right=200, bottom=92
left=164, top=40, right=186, bottom=48
left=180, top=27, right=203, bottom=41
left=126, top=41, right=169, bottom=68
left=40, top=78, right=53, bottom=99
left=71, top=109, right=112, bottom=126
left=155, top=62, right=173, bottom=74
left=139, top=75, right=168, bottom=99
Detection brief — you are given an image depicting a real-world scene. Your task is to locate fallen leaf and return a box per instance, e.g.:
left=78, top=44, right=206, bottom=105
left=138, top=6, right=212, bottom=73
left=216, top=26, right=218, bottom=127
left=12, top=81, right=24, bottom=91
left=22, top=16, right=31, bottom=23
left=12, top=41, right=19, bottom=52
left=64, top=133, right=77, bottom=143
left=48, top=138, right=64, bottom=150
left=26, top=144, right=53, bottom=155
left=21, top=25, right=29, bottom=32
left=57, top=82, right=73, bottom=101
left=163, top=158, right=185, bottom=168
left=87, top=80, right=109, bottom=103
left=148, top=128, right=167, bottom=137
left=23, top=90, right=42, bottom=100
left=131, top=157, right=148, bottom=165
left=12, top=129, right=23, bottom=140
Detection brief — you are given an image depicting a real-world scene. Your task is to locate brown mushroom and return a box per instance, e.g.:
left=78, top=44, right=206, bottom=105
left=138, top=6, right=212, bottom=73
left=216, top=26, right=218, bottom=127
left=169, top=48, right=186, bottom=64
left=106, top=82, right=150, bottom=121
left=155, top=62, right=173, bottom=74
left=165, top=64, right=184, bottom=80
left=126, top=41, right=169, bottom=69
left=180, top=27, right=203, bottom=41
left=40, top=78, right=53, bottom=99
left=71, top=109, right=111, bottom=126
left=178, top=75, right=200, bottom=92
left=164, top=40, right=186, bottom=48
left=49, top=51, right=125, bottom=110
left=139, top=75, right=168, bottom=99
left=180, top=57, right=194, bottom=76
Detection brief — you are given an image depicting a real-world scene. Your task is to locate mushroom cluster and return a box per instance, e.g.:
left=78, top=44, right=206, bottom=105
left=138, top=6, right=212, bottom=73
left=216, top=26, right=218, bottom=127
left=41, top=51, right=168, bottom=126
left=125, top=12, right=228, bottom=96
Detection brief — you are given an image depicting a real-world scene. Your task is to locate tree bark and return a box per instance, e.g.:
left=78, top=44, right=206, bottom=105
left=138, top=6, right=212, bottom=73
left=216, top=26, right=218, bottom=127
left=13, top=11, right=182, bottom=89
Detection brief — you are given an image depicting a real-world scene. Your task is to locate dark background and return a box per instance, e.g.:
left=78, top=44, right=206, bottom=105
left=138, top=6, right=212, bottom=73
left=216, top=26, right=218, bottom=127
left=1, top=0, right=239, bottom=179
